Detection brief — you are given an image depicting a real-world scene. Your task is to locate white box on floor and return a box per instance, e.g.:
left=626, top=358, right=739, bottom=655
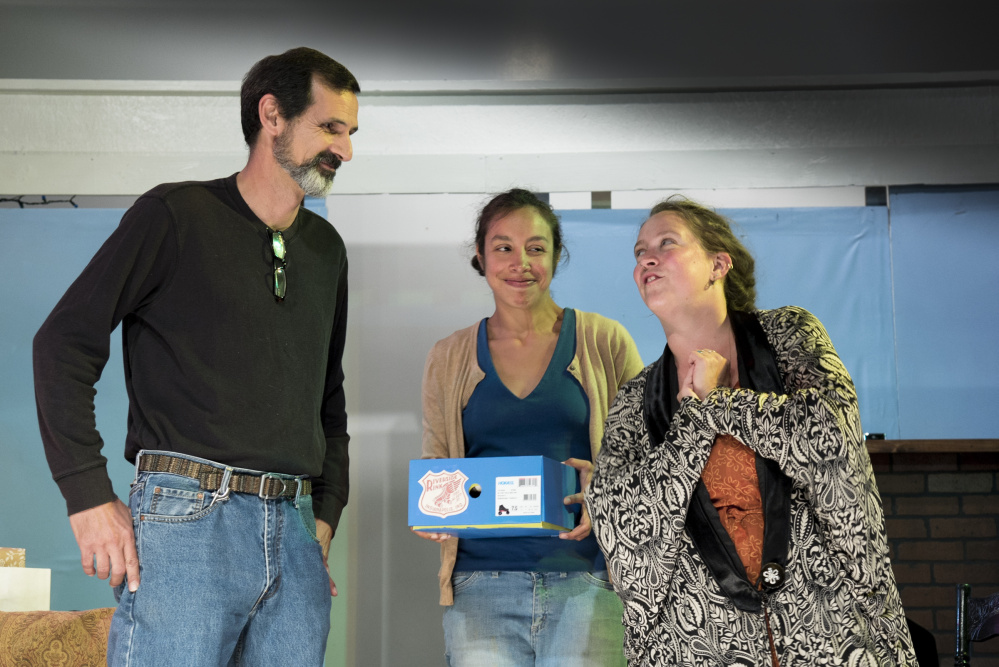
left=0, top=567, right=51, bottom=611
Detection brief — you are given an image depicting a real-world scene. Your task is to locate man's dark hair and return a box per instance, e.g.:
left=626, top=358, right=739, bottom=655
left=241, top=47, right=360, bottom=147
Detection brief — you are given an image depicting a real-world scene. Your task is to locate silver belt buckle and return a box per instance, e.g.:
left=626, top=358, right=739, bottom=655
left=258, top=473, right=288, bottom=499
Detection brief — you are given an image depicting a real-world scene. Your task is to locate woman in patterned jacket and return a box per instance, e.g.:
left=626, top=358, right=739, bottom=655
left=586, top=198, right=916, bottom=666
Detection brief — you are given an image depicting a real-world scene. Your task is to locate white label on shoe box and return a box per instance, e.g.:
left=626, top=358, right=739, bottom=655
left=495, top=475, right=541, bottom=516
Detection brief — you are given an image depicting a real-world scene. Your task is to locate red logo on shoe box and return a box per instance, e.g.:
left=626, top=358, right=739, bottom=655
left=417, top=470, right=469, bottom=518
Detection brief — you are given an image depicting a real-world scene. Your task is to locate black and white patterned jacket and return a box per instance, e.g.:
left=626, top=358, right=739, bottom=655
left=588, top=306, right=916, bottom=666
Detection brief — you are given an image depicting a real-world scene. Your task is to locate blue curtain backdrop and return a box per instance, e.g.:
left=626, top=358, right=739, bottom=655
left=2, top=208, right=133, bottom=611
left=1, top=189, right=995, bottom=612
left=889, top=186, right=999, bottom=438
left=0, top=197, right=326, bottom=612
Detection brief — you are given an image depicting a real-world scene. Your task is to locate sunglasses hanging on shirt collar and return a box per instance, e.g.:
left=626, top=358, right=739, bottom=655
left=271, top=231, right=287, bottom=301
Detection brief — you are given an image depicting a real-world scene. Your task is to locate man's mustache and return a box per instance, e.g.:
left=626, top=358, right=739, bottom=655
left=313, top=152, right=341, bottom=172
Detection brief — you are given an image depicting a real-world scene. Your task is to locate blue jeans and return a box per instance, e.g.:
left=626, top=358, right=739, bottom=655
left=106, top=451, right=331, bottom=666
left=443, top=570, right=626, bottom=667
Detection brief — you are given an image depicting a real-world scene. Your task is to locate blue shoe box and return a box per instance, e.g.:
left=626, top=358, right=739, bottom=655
left=408, top=456, right=577, bottom=538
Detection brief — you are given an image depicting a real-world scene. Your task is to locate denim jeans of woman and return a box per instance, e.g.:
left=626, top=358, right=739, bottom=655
left=106, top=451, right=331, bottom=667
left=443, top=570, right=626, bottom=667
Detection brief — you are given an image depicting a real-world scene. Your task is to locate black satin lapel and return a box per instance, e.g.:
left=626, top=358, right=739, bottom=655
left=687, top=482, right=762, bottom=612
left=734, top=310, right=793, bottom=581
left=757, top=455, right=792, bottom=574
left=668, top=352, right=681, bottom=414
left=732, top=310, right=784, bottom=396
left=643, top=346, right=676, bottom=447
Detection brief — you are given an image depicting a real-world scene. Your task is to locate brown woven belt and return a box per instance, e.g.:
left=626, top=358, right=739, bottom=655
left=137, top=453, right=311, bottom=499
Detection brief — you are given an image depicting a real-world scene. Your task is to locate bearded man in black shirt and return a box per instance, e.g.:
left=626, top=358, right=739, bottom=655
left=34, top=47, right=358, bottom=665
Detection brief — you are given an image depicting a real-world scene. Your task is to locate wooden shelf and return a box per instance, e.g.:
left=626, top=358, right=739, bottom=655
left=865, top=439, right=999, bottom=454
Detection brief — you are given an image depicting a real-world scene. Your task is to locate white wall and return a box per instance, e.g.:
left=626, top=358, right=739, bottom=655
left=3, top=81, right=998, bottom=196
left=329, top=194, right=492, bottom=665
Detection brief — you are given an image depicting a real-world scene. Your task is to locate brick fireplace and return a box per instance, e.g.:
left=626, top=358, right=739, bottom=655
left=871, top=445, right=999, bottom=666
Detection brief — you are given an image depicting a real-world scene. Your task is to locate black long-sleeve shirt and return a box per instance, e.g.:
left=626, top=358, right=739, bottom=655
left=33, top=174, right=350, bottom=532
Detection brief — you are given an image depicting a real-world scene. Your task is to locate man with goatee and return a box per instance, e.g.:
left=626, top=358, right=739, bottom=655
left=34, top=47, right=358, bottom=665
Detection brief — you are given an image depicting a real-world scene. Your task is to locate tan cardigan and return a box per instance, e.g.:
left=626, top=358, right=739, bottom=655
left=420, top=309, right=644, bottom=605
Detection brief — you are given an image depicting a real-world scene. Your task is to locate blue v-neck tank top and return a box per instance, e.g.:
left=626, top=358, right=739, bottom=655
left=455, top=308, right=602, bottom=572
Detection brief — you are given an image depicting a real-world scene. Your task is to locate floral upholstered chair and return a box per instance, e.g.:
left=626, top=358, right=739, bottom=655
left=0, top=607, right=115, bottom=666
